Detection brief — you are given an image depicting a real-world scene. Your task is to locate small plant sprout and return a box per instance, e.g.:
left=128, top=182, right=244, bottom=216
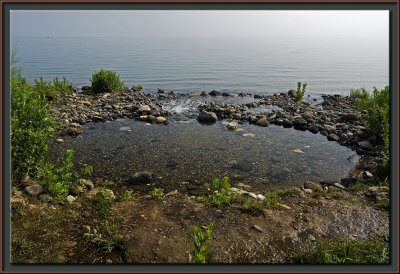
left=150, top=188, right=164, bottom=200
left=189, top=222, right=216, bottom=264
left=294, top=81, right=308, bottom=102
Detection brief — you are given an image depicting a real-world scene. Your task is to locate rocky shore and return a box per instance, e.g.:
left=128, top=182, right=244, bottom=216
left=52, top=88, right=386, bottom=190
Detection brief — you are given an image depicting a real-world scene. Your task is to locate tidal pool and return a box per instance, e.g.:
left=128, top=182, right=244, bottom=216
left=50, top=119, right=359, bottom=192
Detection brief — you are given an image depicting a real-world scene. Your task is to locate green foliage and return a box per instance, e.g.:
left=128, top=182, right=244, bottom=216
left=37, top=149, right=90, bottom=202
left=349, top=88, right=369, bottom=99
left=11, top=69, right=55, bottom=180
left=14, top=238, right=34, bottom=258
left=116, top=187, right=135, bottom=202
left=150, top=188, right=164, bottom=200
left=376, top=199, right=390, bottom=211
left=89, top=188, right=115, bottom=217
left=356, top=86, right=390, bottom=160
left=292, top=237, right=389, bottom=264
left=131, top=84, right=143, bottom=91
left=90, top=69, right=125, bottom=93
left=193, top=177, right=277, bottom=214
left=294, top=81, right=307, bottom=102
left=34, top=77, right=73, bottom=101
left=83, top=220, right=125, bottom=252
left=11, top=203, right=26, bottom=221
left=189, top=222, right=215, bottom=264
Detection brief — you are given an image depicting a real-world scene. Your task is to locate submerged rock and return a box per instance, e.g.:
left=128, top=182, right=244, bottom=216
left=226, top=122, right=238, bottom=130
left=129, top=172, right=153, bottom=185
left=197, top=111, right=218, bottom=123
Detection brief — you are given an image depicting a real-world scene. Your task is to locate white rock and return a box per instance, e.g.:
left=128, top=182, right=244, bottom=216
left=304, top=189, right=313, bottom=194
left=66, top=195, right=76, bottom=203
left=293, top=149, right=305, bottom=154
left=256, top=194, right=265, bottom=200
left=243, top=133, right=256, bottom=138
left=56, top=139, right=64, bottom=144
left=119, top=126, right=131, bottom=131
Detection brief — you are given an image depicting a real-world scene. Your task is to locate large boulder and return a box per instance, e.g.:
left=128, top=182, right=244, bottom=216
left=197, top=111, right=218, bottom=123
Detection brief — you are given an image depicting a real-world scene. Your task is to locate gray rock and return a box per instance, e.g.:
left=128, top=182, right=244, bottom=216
left=231, top=161, right=253, bottom=172
left=255, top=116, right=269, bottom=127
left=129, top=172, right=153, bottom=184
left=200, top=91, right=208, bottom=96
left=327, top=134, right=340, bottom=141
left=282, top=119, right=293, bottom=128
left=197, top=111, right=218, bottom=123
left=209, top=90, right=221, bottom=96
left=304, top=181, right=322, bottom=191
left=293, top=119, right=308, bottom=129
left=25, top=185, right=44, bottom=196
left=358, top=141, right=373, bottom=151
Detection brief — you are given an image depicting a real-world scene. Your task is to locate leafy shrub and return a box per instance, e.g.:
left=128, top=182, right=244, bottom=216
left=349, top=88, right=368, bottom=99
left=34, top=77, right=73, bottom=101
left=189, top=222, right=215, bottom=264
left=294, top=81, right=308, bottom=102
left=292, top=237, right=389, bottom=264
left=11, top=69, right=55, bottom=180
left=356, top=86, right=390, bottom=160
left=37, top=149, right=92, bottom=202
left=90, top=69, right=125, bottom=93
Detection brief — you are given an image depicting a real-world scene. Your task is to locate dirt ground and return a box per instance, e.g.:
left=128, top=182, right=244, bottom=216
left=10, top=184, right=389, bottom=264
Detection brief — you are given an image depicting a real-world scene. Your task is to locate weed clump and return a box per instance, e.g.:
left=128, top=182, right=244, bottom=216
left=90, top=69, right=125, bottom=93
left=291, top=237, right=389, bottom=264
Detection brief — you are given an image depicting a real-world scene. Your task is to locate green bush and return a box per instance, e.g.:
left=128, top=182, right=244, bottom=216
left=356, top=86, right=390, bottom=160
left=349, top=88, right=369, bottom=99
left=11, top=69, right=55, bottom=180
left=294, top=81, right=308, bottom=102
left=34, top=77, right=73, bottom=101
left=37, top=149, right=92, bottom=202
left=90, top=69, right=125, bottom=93
left=89, top=188, right=115, bottom=217
left=189, top=222, right=215, bottom=264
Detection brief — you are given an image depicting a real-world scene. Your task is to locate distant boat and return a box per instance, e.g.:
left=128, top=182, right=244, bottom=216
left=45, top=36, right=50, bottom=38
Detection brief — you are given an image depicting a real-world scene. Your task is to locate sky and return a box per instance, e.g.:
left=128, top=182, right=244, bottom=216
left=11, top=10, right=388, bottom=38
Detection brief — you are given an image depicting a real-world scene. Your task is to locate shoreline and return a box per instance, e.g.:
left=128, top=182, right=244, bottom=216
left=52, top=88, right=386, bottom=189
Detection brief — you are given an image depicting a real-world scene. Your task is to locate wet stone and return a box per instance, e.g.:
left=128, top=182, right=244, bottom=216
left=129, top=172, right=153, bottom=185
left=231, top=161, right=253, bottom=172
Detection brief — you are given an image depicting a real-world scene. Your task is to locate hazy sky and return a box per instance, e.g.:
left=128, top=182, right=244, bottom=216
left=11, top=10, right=388, bottom=38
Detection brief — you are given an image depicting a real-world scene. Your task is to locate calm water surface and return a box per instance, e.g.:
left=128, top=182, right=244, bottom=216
left=12, top=36, right=388, bottom=95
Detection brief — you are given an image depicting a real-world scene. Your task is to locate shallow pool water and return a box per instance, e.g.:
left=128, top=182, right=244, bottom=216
left=50, top=118, right=359, bottom=192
